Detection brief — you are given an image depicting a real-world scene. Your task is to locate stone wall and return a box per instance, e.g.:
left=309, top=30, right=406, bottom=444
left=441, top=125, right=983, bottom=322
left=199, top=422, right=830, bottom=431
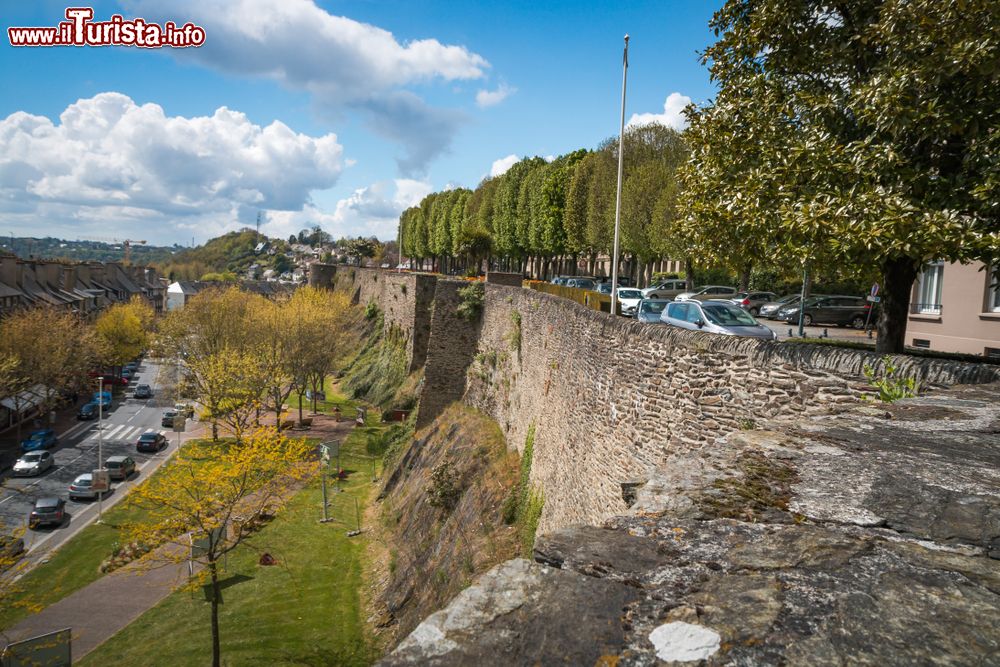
left=415, top=280, right=482, bottom=428
left=418, top=282, right=1000, bottom=533
left=311, top=264, right=437, bottom=372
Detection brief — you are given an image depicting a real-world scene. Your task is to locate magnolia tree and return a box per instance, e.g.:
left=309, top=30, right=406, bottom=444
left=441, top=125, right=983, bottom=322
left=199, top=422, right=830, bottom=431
left=681, top=0, right=1000, bottom=353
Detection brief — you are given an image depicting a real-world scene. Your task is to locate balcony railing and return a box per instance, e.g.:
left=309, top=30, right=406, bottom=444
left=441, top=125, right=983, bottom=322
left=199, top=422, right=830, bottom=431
left=910, top=302, right=943, bottom=315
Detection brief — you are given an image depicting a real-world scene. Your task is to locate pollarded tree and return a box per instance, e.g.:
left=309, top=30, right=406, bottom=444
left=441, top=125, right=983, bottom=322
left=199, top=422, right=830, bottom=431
left=564, top=151, right=598, bottom=269
left=686, top=0, right=1000, bottom=353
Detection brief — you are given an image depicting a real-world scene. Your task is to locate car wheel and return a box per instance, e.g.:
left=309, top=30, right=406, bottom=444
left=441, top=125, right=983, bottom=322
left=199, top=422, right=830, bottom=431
left=852, top=315, right=866, bottom=330
left=803, top=314, right=813, bottom=326
left=749, top=307, right=759, bottom=316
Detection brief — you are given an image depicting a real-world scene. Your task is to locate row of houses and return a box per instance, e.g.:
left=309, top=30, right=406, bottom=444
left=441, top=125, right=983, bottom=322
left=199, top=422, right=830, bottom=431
left=0, top=254, right=165, bottom=319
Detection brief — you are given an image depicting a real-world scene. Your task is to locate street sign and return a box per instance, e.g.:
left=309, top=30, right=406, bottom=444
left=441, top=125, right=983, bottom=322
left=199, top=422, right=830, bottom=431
left=867, top=295, right=881, bottom=303
left=870, top=283, right=880, bottom=297
left=172, top=417, right=186, bottom=433
left=91, top=469, right=110, bottom=493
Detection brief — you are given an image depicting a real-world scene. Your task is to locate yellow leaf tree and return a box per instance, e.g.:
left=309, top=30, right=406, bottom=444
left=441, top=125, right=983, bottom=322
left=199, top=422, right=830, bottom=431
left=94, top=297, right=154, bottom=368
left=122, top=428, right=313, bottom=667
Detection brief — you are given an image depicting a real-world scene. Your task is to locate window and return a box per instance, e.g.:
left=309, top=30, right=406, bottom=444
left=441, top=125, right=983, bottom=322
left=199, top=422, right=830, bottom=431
left=666, top=302, right=689, bottom=321
left=916, top=261, right=943, bottom=314
left=988, top=266, right=1000, bottom=313
left=912, top=339, right=931, bottom=349
left=986, top=347, right=1000, bottom=359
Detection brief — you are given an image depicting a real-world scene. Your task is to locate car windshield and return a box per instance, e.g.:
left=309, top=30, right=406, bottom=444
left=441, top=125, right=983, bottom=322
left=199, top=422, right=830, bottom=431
left=28, top=433, right=44, bottom=441
left=734, top=292, right=749, bottom=299
left=640, top=301, right=667, bottom=314
left=23, top=453, right=42, bottom=462
left=702, top=303, right=759, bottom=326
left=107, top=461, right=121, bottom=468
left=74, top=477, right=91, bottom=487
left=140, top=434, right=157, bottom=441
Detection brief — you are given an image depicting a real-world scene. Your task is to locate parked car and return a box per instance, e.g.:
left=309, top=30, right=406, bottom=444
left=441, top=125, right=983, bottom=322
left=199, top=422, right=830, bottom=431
left=137, top=431, right=167, bottom=452
left=636, top=299, right=669, bottom=323
left=29, top=497, right=66, bottom=528
left=105, top=455, right=137, bottom=481
left=77, top=402, right=104, bottom=420
left=69, top=473, right=99, bottom=501
left=758, top=294, right=806, bottom=319
left=88, top=371, right=128, bottom=387
left=675, top=285, right=738, bottom=302
left=641, top=279, right=689, bottom=300
left=551, top=276, right=571, bottom=286
left=133, top=384, right=153, bottom=399
left=92, top=391, right=112, bottom=409
left=174, top=403, right=195, bottom=418
left=121, top=368, right=133, bottom=380
left=12, top=450, right=54, bottom=477
left=21, top=429, right=58, bottom=452
left=161, top=409, right=178, bottom=428
left=305, top=389, right=326, bottom=402
left=124, top=361, right=139, bottom=373
left=660, top=300, right=777, bottom=341
left=777, top=295, right=874, bottom=328
left=0, top=534, right=25, bottom=563
left=730, top=291, right=778, bottom=316
left=616, top=288, right=645, bottom=317
left=565, top=277, right=597, bottom=290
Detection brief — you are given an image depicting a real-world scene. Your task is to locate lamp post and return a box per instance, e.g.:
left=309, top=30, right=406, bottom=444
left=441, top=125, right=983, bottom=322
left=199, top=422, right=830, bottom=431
left=96, top=376, right=104, bottom=522
left=610, top=34, right=630, bottom=318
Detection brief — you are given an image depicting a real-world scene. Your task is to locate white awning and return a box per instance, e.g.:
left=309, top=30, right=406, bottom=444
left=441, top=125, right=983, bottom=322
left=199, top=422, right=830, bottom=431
left=0, top=384, right=48, bottom=412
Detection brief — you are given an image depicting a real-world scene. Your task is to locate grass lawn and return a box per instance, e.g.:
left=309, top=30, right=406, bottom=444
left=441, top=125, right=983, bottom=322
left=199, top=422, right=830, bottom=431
left=78, top=435, right=382, bottom=665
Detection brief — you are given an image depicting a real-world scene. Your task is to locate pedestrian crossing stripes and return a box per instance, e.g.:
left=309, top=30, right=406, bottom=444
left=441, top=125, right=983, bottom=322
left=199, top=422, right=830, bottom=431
left=85, top=425, right=169, bottom=443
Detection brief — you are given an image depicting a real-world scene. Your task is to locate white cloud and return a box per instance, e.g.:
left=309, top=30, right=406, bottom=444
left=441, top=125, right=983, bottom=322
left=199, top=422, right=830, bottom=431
left=489, top=154, right=519, bottom=178
left=475, top=83, right=516, bottom=108
left=263, top=179, right=432, bottom=240
left=627, top=92, right=692, bottom=130
left=124, top=0, right=490, bottom=174
left=0, top=92, right=343, bottom=243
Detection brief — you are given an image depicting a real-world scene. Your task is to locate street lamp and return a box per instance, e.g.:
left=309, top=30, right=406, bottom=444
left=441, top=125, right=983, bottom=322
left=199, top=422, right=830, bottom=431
left=96, top=376, right=104, bottom=522
left=610, top=34, right=630, bottom=318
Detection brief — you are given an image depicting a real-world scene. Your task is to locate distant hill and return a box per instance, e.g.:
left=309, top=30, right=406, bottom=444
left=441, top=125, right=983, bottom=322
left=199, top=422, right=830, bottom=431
left=1, top=236, right=179, bottom=264
left=157, top=229, right=293, bottom=281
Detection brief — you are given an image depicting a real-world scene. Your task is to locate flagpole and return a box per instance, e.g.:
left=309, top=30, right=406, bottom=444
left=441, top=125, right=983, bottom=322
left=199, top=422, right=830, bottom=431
left=610, top=34, right=629, bottom=318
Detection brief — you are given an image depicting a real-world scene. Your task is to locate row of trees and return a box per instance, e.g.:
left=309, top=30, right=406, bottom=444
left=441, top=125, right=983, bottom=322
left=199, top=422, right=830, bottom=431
left=156, top=286, right=361, bottom=443
left=399, top=123, right=690, bottom=285
left=400, top=0, right=999, bottom=353
left=0, top=297, right=154, bottom=440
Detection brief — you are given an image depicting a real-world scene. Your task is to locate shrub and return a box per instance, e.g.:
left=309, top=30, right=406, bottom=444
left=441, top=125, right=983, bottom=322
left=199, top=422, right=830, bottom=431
left=456, top=283, right=485, bottom=321
left=863, top=355, right=920, bottom=402
left=364, top=301, right=380, bottom=320
left=428, top=461, right=462, bottom=512
left=508, top=310, right=522, bottom=352
left=501, top=424, right=544, bottom=556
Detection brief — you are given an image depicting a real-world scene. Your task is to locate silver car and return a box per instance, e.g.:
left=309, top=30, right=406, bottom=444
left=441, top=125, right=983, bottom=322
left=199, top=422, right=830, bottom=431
left=12, top=451, right=54, bottom=477
left=675, top=285, right=738, bottom=302
left=641, top=279, right=689, bottom=300
left=660, top=300, right=777, bottom=341
left=636, top=299, right=669, bottom=323
left=69, top=473, right=99, bottom=501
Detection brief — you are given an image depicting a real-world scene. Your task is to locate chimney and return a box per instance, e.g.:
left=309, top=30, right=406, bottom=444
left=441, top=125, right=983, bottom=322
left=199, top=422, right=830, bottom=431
left=0, top=255, right=17, bottom=288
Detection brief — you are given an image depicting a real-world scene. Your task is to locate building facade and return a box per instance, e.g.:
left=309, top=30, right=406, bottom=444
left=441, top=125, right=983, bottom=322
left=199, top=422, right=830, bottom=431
left=905, top=261, right=1000, bottom=357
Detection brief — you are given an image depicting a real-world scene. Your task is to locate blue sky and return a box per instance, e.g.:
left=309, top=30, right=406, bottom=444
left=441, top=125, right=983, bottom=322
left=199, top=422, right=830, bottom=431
left=0, top=0, right=718, bottom=244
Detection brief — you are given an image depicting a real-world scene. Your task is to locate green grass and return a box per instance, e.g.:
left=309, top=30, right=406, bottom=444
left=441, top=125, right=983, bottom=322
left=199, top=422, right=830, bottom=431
left=78, top=428, right=384, bottom=666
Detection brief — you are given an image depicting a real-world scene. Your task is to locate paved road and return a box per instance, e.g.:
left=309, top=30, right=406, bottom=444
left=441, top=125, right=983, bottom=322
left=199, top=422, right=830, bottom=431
left=0, top=358, right=193, bottom=565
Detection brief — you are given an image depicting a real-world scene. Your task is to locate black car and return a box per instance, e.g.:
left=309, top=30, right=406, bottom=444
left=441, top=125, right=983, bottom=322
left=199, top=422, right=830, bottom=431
left=77, top=402, right=100, bottom=420
left=778, top=295, right=875, bottom=329
left=29, top=497, right=66, bottom=528
left=134, top=384, right=153, bottom=399
left=137, top=432, right=167, bottom=452
left=161, top=410, right=178, bottom=428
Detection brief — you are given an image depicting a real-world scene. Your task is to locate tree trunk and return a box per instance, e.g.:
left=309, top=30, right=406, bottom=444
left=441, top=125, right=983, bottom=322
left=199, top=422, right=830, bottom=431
left=211, top=420, right=218, bottom=442
left=684, top=257, right=695, bottom=290
left=298, top=392, right=304, bottom=423
left=210, top=560, right=221, bottom=667
left=739, top=263, right=752, bottom=291
left=876, top=257, right=919, bottom=354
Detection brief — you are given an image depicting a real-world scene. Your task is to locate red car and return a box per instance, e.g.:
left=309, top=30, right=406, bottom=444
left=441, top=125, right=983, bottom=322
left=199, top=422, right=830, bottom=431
left=88, top=371, right=128, bottom=387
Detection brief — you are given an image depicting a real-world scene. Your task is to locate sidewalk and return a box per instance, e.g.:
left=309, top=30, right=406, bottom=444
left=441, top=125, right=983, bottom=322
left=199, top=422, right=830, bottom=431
left=3, top=412, right=355, bottom=660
